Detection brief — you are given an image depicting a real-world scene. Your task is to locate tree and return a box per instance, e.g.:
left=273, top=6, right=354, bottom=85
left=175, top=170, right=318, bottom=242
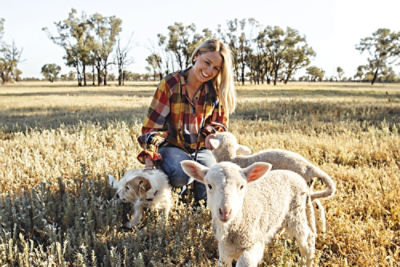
left=163, top=22, right=211, bottom=70
left=354, top=65, right=366, bottom=81
left=115, top=34, right=134, bottom=86
left=155, top=33, right=175, bottom=75
left=356, top=28, right=398, bottom=85
left=222, top=18, right=257, bottom=85
left=43, top=9, right=93, bottom=86
left=261, top=26, right=312, bottom=85
left=281, top=44, right=315, bottom=84
left=146, top=53, right=162, bottom=81
left=41, top=63, right=61, bottom=82
left=336, top=67, right=344, bottom=81
left=0, top=41, right=23, bottom=84
left=0, top=18, right=4, bottom=41
left=90, top=13, right=122, bottom=86
left=0, top=19, right=23, bottom=84
left=306, top=66, right=325, bottom=82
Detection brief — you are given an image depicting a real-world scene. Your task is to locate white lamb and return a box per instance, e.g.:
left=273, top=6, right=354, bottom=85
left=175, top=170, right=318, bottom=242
left=209, top=131, right=336, bottom=232
left=181, top=160, right=317, bottom=267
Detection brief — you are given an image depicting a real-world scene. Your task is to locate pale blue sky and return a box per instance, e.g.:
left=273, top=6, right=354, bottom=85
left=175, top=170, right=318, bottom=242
left=1, top=0, right=399, bottom=79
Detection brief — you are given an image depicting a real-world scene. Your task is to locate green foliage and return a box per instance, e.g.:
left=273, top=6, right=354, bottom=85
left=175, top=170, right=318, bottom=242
left=41, top=63, right=62, bottom=82
left=356, top=28, right=400, bottom=85
left=336, top=66, right=344, bottom=81
left=146, top=53, right=162, bottom=80
left=0, top=19, right=23, bottom=84
left=306, top=66, right=325, bottom=81
left=0, top=18, right=4, bottom=41
left=43, top=9, right=122, bottom=87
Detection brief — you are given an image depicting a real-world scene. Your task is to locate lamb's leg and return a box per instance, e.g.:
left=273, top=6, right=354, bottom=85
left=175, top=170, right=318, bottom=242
left=218, top=243, right=234, bottom=267
left=313, top=199, right=326, bottom=233
left=289, top=214, right=316, bottom=267
left=296, top=228, right=315, bottom=267
left=236, top=241, right=264, bottom=267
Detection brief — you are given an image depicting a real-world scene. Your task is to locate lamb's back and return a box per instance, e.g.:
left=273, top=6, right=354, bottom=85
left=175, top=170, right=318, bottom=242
left=235, top=149, right=311, bottom=179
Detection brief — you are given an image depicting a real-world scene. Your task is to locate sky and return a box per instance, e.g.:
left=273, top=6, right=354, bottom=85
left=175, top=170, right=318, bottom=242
left=1, top=0, right=400, bottom=79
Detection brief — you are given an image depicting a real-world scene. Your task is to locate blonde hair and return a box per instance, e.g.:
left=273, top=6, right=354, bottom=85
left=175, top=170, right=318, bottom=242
left=191, top=39, right=236, bottom=114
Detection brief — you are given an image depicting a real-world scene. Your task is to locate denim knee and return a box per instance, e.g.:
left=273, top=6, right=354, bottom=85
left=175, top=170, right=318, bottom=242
left=158, top=146, right=192, bottom=188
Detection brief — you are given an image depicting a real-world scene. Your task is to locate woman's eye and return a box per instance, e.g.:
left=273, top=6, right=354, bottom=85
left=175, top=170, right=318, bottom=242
left=207, top=184, right=213, bottom=190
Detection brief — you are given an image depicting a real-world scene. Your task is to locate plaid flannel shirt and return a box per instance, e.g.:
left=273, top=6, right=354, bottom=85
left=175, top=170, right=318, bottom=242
left=137, top=69, right=228, bottom=164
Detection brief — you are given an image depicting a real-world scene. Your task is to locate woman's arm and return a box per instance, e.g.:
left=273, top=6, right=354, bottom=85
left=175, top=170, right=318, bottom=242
left=137, top=79, right=171, bottom=164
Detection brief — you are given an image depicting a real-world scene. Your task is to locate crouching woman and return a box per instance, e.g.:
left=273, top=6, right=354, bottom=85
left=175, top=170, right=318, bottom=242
left=136, top=39, right=236, bottom=202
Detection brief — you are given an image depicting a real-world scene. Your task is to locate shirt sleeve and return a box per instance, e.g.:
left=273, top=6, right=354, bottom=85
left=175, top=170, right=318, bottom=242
left=202, top=103, right=229, bottom=137
left=137, top=79, right=171, bottom=164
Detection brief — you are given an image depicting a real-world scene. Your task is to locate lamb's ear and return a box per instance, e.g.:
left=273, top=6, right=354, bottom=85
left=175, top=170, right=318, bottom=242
left=243, top=162, right=271, bottom=183
left=180, top=160, right=209, bottom=183
left=236, top=145, right=252, bottom=155
left=209, top=138, right=221, bottom=150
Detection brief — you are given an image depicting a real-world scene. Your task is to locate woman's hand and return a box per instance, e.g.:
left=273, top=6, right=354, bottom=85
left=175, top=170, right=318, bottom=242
left=144, top=156, right=155, bottom=169
left=205, top=133, right=217, bottom=150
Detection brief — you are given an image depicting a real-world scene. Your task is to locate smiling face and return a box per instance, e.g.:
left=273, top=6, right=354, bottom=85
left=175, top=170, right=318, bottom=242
left=191, top=51, right=223, bottom=84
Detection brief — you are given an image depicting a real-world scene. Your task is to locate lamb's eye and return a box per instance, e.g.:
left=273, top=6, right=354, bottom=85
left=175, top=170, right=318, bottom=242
left=240, top=185, right=244, bottom=190
left=207, top=184, right=213, bottom=190
left=125, top=185, right=129, bottom=190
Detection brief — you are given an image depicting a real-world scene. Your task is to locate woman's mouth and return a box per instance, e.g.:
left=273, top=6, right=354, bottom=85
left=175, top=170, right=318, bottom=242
left=201, top=70, right=210, bottom=79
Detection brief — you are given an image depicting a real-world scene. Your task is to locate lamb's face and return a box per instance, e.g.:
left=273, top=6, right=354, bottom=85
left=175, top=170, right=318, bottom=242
left=210, top=132, right=238, bottom=162
left=204, top=163, right=247, bottom=223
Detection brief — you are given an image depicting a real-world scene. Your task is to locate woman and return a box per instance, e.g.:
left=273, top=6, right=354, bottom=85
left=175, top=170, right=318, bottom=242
left=137, top=39, right=236, bottom=202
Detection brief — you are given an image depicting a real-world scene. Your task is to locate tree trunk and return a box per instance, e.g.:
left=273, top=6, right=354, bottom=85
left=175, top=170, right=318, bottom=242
left=371, top=68, right=379, bottom=85
left=118, top=70, right=122, bottom=86
left=273, top=69, right=278, bottom=85
left=76, top=65, right=82, bottom=86
left=96, top=65, right=102, bottom=86
left=103, top=67, right=107, bottom=86
left=82, top=63, right=87, bottom=86
left=92, top=66, right=95, bottom=86
left=241, top=62, right=245, bottom=85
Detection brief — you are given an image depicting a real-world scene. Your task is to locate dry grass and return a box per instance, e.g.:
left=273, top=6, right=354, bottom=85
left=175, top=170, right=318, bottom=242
left=0, top=81, right=399, bottom=266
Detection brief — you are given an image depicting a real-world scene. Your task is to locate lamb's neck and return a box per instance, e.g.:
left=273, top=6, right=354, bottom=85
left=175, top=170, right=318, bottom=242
left=233, top=155, right=255, bottom=168
left=213, top=208, right=245, bottom=239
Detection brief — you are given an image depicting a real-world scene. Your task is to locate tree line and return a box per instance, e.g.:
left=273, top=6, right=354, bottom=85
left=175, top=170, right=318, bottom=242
left=0, top=18, right=23, bottom=83
left=1, top=10, right=400, bottom=85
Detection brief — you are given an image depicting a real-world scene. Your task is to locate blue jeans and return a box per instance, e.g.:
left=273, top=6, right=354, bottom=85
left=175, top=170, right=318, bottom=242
left=158, top=146, right=216, bottom=202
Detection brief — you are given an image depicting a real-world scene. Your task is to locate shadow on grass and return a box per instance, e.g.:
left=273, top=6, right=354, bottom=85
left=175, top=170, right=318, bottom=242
left=0, top=89, right=156, bottom=98
left=1, top=99, right=399, bottom=135
left=232, top=100, right=400, bottom=127
left=237, top=89, right=400, bottom=99
left=0, top=106, right=148, bottom=133
left=0, top=82, right=158, bottom=89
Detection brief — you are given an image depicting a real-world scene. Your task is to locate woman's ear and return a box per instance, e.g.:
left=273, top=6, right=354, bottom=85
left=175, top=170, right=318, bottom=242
left=193, top=52, right=200, bottom=64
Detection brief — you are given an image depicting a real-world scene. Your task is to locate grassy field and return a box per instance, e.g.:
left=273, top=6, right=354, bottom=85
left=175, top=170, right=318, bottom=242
left=0, top=81, right=399, bottom=266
